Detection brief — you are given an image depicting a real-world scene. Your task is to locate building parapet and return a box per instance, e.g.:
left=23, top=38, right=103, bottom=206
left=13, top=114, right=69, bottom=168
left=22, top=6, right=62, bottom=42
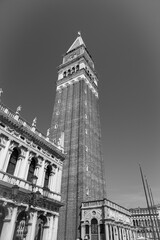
left=0, top=103, right=65, bottom=159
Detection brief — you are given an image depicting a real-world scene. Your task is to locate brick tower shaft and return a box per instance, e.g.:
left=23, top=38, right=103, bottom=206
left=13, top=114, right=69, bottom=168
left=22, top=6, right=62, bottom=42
left=50, top=33, right=106, bottom=240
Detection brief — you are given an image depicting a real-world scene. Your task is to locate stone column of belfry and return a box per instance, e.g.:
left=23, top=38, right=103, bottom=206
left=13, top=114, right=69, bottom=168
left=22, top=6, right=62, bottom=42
left=50, top=33, right=107, bottom=240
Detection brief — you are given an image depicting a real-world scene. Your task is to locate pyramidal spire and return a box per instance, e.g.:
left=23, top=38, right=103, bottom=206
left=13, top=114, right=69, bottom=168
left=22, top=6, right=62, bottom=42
left=67, top=32, right=86, bottom=53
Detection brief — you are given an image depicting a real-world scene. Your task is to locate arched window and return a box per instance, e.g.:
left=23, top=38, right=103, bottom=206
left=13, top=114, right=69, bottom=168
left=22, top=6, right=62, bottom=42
left=72, top=67, right=75, bottom=73
left=13, top=210, right=27, bottom=240
left=44, top=165, right=52, bottom=188
left=91, top=218, right=98, bottom=240
left=63, top=71, right=66, bottom=78
left=0, top=206, right=6, bottom=238
left=6, top=147, right=21, bottom=175
left=27, top=157, right=37, bottom=182
left=85, top=225, right=89, bottom=235
left=76, top=65, right=79, bottom=71
left=68, top=69, right=71, bottom=75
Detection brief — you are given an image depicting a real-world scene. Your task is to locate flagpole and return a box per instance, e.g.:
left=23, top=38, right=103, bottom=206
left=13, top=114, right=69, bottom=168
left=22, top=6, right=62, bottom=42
left=139, top=164, right=156, bottom=240
left=145, top=176, right=160, bottom=240
left=150, top=187, right=160, bottom=235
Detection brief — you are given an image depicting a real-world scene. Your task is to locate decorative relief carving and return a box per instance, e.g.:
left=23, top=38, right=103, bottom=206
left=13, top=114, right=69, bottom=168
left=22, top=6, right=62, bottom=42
left=37, top=156, right=43, bottom=166
left=0, top=134, right=8, bottom=147
left=28, top=152, right=36, bottom=162
left=7, top=127, right=14, bottom=133
left=19, top=147, right=27, bottom=158
left=9, top=141, right=19, bottom=151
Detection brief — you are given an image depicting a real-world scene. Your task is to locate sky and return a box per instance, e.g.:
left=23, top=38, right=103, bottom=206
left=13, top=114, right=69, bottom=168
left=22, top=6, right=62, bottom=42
left=0, top=0, right=160, bottom=209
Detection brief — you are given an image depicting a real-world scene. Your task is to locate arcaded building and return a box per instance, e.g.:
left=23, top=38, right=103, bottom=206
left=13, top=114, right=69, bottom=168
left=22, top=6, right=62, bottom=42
left=81, top=199, right=137, bottom=240
left=130, top=206, right=160, bottom=240
left=0, top=102, right=65, bottom=240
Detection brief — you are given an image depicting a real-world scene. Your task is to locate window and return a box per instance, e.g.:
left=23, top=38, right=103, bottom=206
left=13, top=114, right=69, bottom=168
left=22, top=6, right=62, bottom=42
left=6, top=147, right=21, bottom=175
left=27, top=157, right=37, bottom=182
left=44, top=165, right=52, bottom=188
left=91, top=219, right=98, bottom=237
left=63, top=72, right=66, bottom=78
left=76, top=65, right=79, bottom=71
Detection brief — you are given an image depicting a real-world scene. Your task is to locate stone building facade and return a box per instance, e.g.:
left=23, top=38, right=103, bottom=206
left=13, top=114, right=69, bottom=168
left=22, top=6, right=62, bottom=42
left=0, top=102, right=65, bottom=240
left=81, top=199, right=137, bottom=240
left=130, top=206, right=160, bottom=240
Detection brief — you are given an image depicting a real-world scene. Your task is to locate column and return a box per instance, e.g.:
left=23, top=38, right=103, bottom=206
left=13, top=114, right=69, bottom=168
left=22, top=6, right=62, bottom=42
left=47, top=215, right=54, bottom=240
left=57, top=167, right=62, bottom=193
left=42, top=220, right=50, bottom=240
left=24, top=157, right=32, bottom=180
left=119, top=227, right=122, bottom=240
left=105, top=223, right=109, bottom=240
left=52, top=168, right=58, bottom=192
left=0, top=138, right=10, bottom=170
left=29, top=211, right=38, bottom=240
left=2, top=145, right=12, bottom=172
left=114, top=226, right=118, bottom=240
left=51, top=215, right=59, bottom=240
left=48, top=171, right=55, bottom=192
left=37, top=159, right=45, bottom=186
left=18, top=150, right=30, bottom=179
left=110, top=225, right=113, bottom=240
left=98, top=224, right=100, bottom=240
left=40, top=161, right=48, bottom=188
left=26, top=212, right=35, bottom=240
left=123, top=228, right=126, bottom=240
left=81, top=224, right=85, bottom=240
left=1, top=206, right=18, bottom=240
left=14, top=156, right=23, bottom=177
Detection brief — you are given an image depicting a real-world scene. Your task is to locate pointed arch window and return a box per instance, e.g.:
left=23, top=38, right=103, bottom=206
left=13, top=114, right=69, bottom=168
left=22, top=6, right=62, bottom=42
left=6, top=147, right=21, bottom=175
left=44, top=165, right=52, bottom=188
left=27, top=157, right=37, bottom=182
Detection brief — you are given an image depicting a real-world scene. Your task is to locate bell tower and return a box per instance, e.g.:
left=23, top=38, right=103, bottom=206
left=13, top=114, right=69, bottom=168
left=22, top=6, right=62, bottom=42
left=50, top=33, right=106, bottom=240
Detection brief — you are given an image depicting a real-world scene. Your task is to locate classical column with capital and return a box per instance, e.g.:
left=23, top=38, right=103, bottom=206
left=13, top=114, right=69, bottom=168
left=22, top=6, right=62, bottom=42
left=0, top=206, right=18, bottom=240
left=105, top=222, right=109, bottom=240
left=0, top=137, right=10, bottom=170
left=51, top=215, right=59, bottom=240
left=27, top=211, right=38, bottom=240
left=18, top=149, right=30, bottom=179
left=2, top=141, right=18, bottom=172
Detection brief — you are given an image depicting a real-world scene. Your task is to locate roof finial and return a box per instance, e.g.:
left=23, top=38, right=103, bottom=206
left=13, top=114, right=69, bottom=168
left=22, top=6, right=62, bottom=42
left=78, top=31, right=81, bottom=36
left=16, top=105, right=22, bottom=115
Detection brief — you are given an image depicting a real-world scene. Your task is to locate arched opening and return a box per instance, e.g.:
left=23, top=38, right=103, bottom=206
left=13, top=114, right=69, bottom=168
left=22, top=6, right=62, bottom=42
left=27, top=157, right=37, bottom=182
left=63, top=71, right=66, bottom=78
left=44, top=165, right=52, bottom=188
left=0, top=206, right=6, bottom=238
left=34, top=214, right=47, bottom=240
left=76, top=65, right=79, bottom=71
left=72, top=67, right=75, bottom=74
left=100, top=223, right=105, bottom=240
left=91, top=218, right=98, bottom=240
left=85, top=221, right=89, bottom=239
left=6, top=147, right=21, bottom=175
left=68, top=69, right=71, bottom=75
left=13, top=210, right=27, bottom=240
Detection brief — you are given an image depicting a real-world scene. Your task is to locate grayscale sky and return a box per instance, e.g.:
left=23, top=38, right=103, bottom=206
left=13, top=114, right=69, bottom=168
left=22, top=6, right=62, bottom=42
left=0, top=0, right=160, bottom=208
